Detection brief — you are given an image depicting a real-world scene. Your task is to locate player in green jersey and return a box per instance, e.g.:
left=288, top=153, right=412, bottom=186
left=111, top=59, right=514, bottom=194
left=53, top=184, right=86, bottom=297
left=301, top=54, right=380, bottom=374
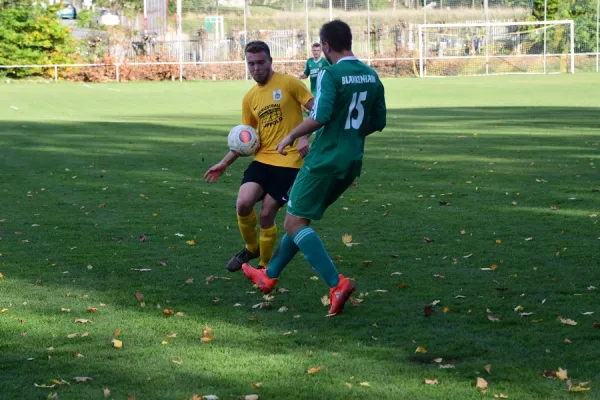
left=242, top=19, right=387, bottom=316
left=299, top=43, right=330, bottom=135
left=299, top=43, right=330, bottom=96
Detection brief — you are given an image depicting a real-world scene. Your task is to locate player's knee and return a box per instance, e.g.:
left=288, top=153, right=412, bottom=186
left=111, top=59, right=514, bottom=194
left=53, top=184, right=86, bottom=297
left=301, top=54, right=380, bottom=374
left=283, top=215, right=306, bottom=236
left=259, top=207, right=277, bottom=228
left=236, top=199, right=254, bottom=217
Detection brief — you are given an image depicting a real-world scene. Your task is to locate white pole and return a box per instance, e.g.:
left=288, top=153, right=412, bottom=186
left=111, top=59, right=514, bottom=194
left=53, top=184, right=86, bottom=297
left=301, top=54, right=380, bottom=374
left=116, top=63, right=120, bottom=83
left=424, top=0, right=426, bottom=25
left=418, top=24, right=423, bottom=78
left=484, top=0, right=489, bottom=75
left=244, top=0, right=248, bottom=80
left=543, top=0, right=547, bottom=74
left=177, top=0, right=182, bottom=82
left=143, top=0, right=148, bottom=32
left=305, top=0, right=309, bottom=59
left=54, top=65, right=58, bottom=81
left=596, top=0, right=599, bottom=72
left=367, top=0, right=371, bottom=65
left=571, top=20, right=575, bottom=74
left=329, top=0, right=332, bottom=21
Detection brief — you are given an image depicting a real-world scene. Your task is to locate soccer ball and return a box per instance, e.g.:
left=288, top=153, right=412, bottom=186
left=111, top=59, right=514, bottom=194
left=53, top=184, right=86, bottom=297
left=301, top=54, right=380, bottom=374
left=227, top=125, right=259, bottom=156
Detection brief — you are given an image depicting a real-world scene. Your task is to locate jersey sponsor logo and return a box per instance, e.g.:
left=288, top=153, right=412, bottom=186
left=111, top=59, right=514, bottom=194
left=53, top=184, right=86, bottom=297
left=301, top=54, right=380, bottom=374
left=341, top=75, right=377, bottom=85
left=272, top=89, right=282, bottom=102
left=310, top=68, right=320, bottom=77
left=257, top=104, right=283, bottom=128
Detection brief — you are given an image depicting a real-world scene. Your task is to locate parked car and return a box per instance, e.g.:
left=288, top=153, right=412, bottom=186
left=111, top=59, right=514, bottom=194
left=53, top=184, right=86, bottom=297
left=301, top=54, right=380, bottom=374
left=57, top=4, right=77, bottom=19
left=97, top=9, right=120, bottom=26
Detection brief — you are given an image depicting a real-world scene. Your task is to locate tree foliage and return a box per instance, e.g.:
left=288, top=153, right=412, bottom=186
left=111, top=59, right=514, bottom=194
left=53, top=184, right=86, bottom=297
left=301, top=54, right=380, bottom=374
left=0, top=4, right=77, bottom=77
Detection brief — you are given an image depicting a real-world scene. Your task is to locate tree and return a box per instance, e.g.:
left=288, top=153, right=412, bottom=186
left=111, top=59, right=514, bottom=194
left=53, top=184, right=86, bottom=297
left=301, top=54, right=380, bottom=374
left=532, top=0, right=559, bottom=21
left=0, top=4, right=77, bottom=77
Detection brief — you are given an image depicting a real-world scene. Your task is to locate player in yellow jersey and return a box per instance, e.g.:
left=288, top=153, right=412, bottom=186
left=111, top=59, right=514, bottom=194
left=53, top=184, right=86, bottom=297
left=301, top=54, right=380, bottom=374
left=204, top=41, right=314, bottom=272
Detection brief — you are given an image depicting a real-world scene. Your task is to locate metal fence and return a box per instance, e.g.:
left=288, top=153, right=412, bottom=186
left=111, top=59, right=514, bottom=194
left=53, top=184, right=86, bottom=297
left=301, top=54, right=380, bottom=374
left=1, top=0, right=599, bottom=79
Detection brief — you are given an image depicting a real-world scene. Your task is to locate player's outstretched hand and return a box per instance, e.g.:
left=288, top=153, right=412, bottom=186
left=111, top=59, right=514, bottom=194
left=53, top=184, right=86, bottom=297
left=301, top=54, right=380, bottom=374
left=204, top=162, right=227, bottom=183
left=276, top=135, right=294, bottom=156
left=297, top=136, right=309, bottom=158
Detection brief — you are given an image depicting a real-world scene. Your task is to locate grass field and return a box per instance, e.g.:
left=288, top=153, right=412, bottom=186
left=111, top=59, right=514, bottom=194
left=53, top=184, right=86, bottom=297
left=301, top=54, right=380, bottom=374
left=0, top=74, right=599, bottom=400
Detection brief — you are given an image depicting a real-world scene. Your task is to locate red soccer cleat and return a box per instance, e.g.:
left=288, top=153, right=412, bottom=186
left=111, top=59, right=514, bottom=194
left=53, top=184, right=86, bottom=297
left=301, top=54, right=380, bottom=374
left=242, top=264, right=278, bottom=294
left=328, top=275, right=356, bottom=316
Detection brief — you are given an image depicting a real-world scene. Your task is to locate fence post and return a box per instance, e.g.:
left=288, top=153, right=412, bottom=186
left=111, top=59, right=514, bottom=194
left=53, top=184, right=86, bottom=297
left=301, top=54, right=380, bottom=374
left=304, top=0, right=309, bottom=59
left=570, top=20, right=575, bottom=74
left=116, top=63, right=120, bottom=82
left=596, top=0, right=599, bottom=72
left=329, top=0, right=332, bottom=21
left=367, top=0, right=371, bottom=65
left=543, top=0, right=547, bottom=74
left=54, top=65, right=58, bottom=82
left=484, top=0, right=489, bottom=75
left=418, top=24, right=423, bottom=78
left=244, top=0, right=248, bottom=80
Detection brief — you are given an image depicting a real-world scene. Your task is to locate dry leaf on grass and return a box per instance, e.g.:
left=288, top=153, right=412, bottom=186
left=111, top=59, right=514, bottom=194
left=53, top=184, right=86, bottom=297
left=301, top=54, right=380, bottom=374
left=74, top=319, right=91, bottom=324
left=476, top=377, right=488, bottom=390
left=415, top=346, right=427, bottom=353
left=111, top=339, right=122, bottom=349
left=307, top=367, right=321, bottom=374
left=484, top=364, right=492, bottom=374
left=424, top=378, right=439, bottom=385
left=73, top=376, right=93, bottom=383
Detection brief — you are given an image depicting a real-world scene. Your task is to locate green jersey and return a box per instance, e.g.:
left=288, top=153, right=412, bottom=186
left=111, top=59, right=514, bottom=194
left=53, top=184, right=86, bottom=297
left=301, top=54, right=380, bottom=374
left=306, top=56, right=386, bottom=178
left=304, top=57, right=330, bottom=95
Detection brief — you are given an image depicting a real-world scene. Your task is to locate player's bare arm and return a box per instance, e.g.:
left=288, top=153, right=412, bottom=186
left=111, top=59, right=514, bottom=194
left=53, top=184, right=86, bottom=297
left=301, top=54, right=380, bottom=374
left=277, top=118, right=323, bottom=156
left=204, top=150, right=240, bottom=183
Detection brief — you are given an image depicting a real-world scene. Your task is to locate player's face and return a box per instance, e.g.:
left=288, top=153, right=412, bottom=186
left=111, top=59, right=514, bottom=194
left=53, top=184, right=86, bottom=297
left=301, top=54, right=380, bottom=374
left=312, top=46, right=321, bottom=59
left=246, top=51, right=272, bottom=85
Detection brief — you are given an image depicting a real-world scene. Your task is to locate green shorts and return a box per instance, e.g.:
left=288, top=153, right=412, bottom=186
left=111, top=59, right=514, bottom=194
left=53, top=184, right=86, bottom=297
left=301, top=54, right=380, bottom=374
left=286, top=168, right=355, bottom=221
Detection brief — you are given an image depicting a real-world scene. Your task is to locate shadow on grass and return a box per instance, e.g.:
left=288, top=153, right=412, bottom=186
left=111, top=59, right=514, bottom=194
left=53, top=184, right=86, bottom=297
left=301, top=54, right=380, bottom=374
left=1, top=106, right=599, bottom=399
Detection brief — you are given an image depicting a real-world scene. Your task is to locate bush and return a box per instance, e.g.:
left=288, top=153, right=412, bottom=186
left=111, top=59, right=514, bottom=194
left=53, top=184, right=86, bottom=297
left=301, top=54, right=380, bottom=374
left=0, top=4, right=77, bottom=78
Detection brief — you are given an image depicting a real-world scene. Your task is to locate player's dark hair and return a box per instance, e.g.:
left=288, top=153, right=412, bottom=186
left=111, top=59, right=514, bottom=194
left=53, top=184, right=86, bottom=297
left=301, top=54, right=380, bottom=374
left=244, top=40, right=272, bottom=61
left=312, top=42, right=321, bottom=48
left=319, top=19, right=352, bottom=52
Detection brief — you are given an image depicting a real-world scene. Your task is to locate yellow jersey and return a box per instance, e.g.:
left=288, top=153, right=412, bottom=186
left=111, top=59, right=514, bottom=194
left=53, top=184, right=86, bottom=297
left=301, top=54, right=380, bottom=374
left=242, top=72, right=313, bottom=169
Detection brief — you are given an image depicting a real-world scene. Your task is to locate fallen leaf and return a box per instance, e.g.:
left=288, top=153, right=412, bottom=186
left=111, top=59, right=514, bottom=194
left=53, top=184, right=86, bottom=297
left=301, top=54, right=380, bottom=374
left=433, top=358, right=443, bottom=363
left=167, top=333, right=177, bottom=338
left=397, top=283, right=408, bottom=289
left=484, top=364, right=492, bottom=374
left=424, top=378, right=439, bottom=385
left=104, top=388, right=110, bottom=397
left=87, top=307, right=98, bottom=313
left=551, top=205, right=558, bottom=210
left=463, top=253, right=473, bottom=258
left=111, top=339, right=123, bottom=349
left=362, top=260, right=373, bottom=265
left=276, top=288, right=289, bottom=294
left=172, top=360, right=183, bottom=365
left=556, top=368, right=568, bottom=380
left=185, top=278, right=194, bottom=284
left=139, top=234, right=147, bottom=242
left=200, top=326, right=213, bottom=342
left=309, top=276, right=319, bottom=281
left=201, top=396, right=218, bottom=400
left=73, top=377, right=93, bottom=383
left=75, top=353, right=84, bottom=358
left=568, top=386, right=591, bottom=392
left=455, top=295, right=466, bottom=299
left=161, top=340, right=168, bottom=345
left=443, top=307, right=450, bottom=313
left=345, top=382, right=352, bottom=388
left=439, top=364, right=455, bottom=369
left=186, top=240, right=197, bottom=246
left=60, top=308, right=71, bottom=313
left=307, top=367, right=321, bottom=374
left=488, top=315, right=500, bottom=322
left=74, top=319, right=91, bottom=324
left=67, top=333, right=78, bottom=338
left=82, top=332, right=89, bottom=337
left=514, top=305, right=524, bottom=312
left=519, top=312, right=533, bottom=317
left=582, top=312, right=594, bottom=316
left=525, top=237, right=533, bottom=241
left=424, top=306, right=433, bottom=317
left=559, top=317, right=577, bottom=326
left=134, top=292, right=144, bottom=300
left=163, top=309, right=175, bottom=316
left=243, top=395, right=259, bottom=400
left=205, top=275, right=214, bottom=284
left=251, top=382, right=263, bottom=388
left=278, top=306, right=288, bottom=313
left=114, top=328, right=121, bottom=337
left=495, top=239, right=502, bottom=245
left=359, top=382, right=370, bottom=387
left=494, top=394, right=509, bottom=399
left=375, top=289, right=388, bottom=293
left=423, top=237, right=433, bottom=243
left=175, top=312, right=185, bottom=317
left=415, top=346, right=427, bottom=353
left=476, top=377, right=488, bottom=390
left=564, top=338, right=572, bottom=344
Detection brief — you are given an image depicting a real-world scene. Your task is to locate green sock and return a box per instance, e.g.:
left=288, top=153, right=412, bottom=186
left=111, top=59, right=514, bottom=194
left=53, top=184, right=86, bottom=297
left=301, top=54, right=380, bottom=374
left=292, top=226, right=340, bottom=288
left=266, top=233, right=298, bottom=279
